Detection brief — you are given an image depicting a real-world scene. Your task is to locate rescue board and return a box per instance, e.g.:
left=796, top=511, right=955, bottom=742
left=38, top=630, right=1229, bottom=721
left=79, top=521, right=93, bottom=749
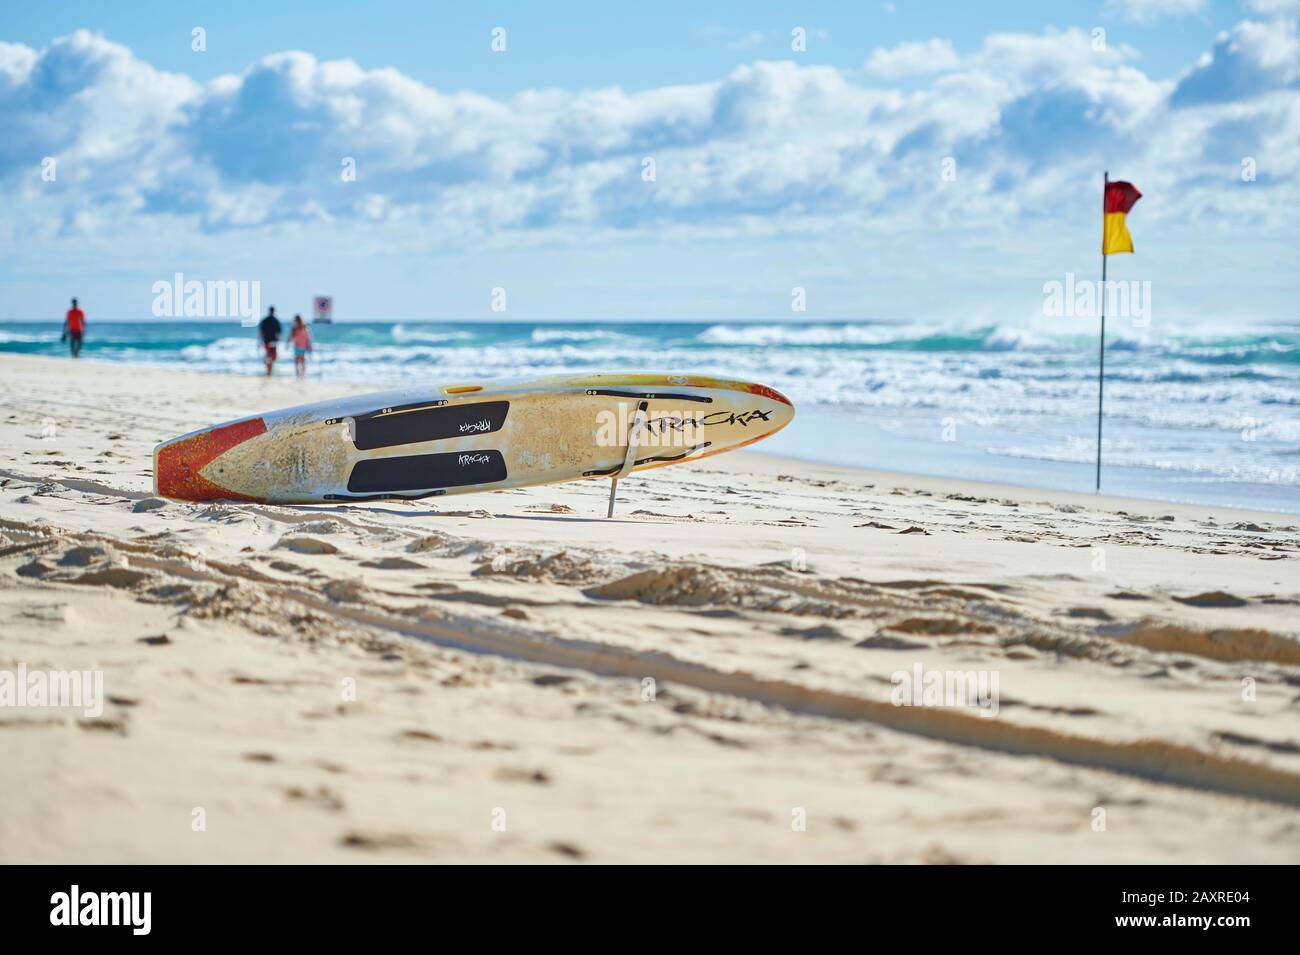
left=153, top=373, right=794, bottom=512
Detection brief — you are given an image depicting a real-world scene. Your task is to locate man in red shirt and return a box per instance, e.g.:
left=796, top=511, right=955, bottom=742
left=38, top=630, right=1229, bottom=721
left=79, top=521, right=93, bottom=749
left=63, top=298, right=85, bottom=358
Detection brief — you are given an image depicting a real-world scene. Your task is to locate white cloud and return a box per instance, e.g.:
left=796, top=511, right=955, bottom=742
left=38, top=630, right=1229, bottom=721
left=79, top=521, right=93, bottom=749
left=726, top=31, right=767, bottom=51
left=0, top=31, right=195, bottom=183
left=1171, top=16, right=1300, bottom=104
left=1244, top=0, right=1297, bottom=15
left=0, top=21, right=1296, bottom=256
left=0, top=40, right=38, bottom=85
left=865, top=38, right=961, bottom=77
left=1107, top=0, right=1207, bottom=23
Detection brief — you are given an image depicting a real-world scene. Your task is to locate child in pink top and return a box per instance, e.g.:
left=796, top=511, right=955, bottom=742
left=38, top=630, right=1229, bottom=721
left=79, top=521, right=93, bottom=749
left=290, top=315, right=313, bottom=380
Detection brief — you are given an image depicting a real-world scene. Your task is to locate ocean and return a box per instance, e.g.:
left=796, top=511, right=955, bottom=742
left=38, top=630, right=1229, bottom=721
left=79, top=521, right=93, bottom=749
left=3, top=319, right=1298, bottom=514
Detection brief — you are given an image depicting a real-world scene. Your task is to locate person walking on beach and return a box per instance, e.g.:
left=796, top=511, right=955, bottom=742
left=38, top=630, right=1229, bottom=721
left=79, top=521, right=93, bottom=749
left=62, top=298, right=85, bottom=358
left=257, top=306, right=282, bottom=376
left=290, top=314, right=313, bottom=380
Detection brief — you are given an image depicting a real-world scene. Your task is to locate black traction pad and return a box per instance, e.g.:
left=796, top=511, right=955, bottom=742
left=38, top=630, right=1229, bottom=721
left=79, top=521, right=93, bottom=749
left=352, top=401, right=509, bottom=451
left=347, top=449, right=508, bottom=493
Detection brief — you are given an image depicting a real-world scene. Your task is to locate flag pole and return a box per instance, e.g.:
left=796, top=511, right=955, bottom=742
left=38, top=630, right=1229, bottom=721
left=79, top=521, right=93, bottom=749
left=1095, top=171, right=1108, bottom=493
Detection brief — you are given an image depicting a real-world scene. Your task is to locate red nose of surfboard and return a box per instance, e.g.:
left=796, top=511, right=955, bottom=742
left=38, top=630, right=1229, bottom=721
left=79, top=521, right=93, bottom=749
left=154, top=417, right=268, bottom=502
left=747, top=382, right=795, bottom=436
left=746, top=382, right=792, bottom=407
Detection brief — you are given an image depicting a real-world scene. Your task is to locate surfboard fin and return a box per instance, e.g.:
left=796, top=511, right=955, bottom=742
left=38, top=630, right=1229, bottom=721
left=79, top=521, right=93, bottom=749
left=607, top=400, right=648, bottom=518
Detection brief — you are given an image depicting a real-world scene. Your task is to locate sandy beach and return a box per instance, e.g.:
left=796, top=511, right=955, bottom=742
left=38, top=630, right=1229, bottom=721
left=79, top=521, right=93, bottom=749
left=2, top=352, right=1298, bottom=864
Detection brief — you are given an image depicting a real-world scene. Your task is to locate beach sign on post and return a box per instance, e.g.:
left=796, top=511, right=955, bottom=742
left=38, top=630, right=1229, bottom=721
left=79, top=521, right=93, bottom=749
left=313, top=296, right=333, bottom=324
left=1095, top=173, right=1141, bottom=492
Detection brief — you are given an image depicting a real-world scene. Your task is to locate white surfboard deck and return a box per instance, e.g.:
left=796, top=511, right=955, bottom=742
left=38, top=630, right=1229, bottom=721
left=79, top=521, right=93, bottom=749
left=154, top=372, right=794, bottom=506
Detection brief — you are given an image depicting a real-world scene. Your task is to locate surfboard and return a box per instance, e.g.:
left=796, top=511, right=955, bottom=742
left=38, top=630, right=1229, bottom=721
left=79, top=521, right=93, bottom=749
left=153, top=373, right=794, bottom=511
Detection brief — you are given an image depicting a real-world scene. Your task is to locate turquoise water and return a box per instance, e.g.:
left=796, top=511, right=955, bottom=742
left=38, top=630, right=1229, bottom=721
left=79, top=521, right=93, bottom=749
left=3, top=319, right=1298, bottom=513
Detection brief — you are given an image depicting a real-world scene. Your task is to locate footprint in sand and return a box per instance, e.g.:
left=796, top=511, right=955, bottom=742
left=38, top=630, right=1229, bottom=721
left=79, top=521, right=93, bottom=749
left=359, top=556, right=425, bottom=570
left=273, top=536, right=339, bottom=555
left=523, top=503, right=576, bottom=514
left=58, top=545, right=109, bottom=566
left=78, top=719, right=126, bottom=734
left=284, top=785, right=345, bottom=812
left=323, top=578, right=368, bottom=603
left=778, top=624, right=848, bottom=642
left=295, top=520, right=346, bottom=535
left=884, top=617, right=996, bottom=636
left=399, top=729, right=442, bottom=742
left=70, top=567, right=150, bottom=588
left=340, top=830, right=433, bottom=851
left=548, top=842, right=586, bottom=859
left=855, top=634, right=928, bottom=650
left=17, top=544, right=150, bottom=589
left=1063, top=607, right=1113, bottom=621
left=1175, top=591, right=1248, bottom=608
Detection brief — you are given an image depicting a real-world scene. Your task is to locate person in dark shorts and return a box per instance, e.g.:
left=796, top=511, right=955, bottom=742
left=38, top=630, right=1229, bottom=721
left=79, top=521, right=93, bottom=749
left=258, top=306, right=282, bottom=376
left=63, top=298, right=85, bottom=357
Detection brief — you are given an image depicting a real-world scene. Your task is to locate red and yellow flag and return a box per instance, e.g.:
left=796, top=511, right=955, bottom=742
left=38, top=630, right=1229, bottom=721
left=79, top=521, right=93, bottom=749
left=1102, top=180, right=1141, bottom=255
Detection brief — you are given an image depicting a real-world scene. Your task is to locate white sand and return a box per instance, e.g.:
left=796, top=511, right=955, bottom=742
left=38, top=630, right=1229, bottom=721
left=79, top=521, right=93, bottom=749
left=2, top=353, right=1298, bottom=863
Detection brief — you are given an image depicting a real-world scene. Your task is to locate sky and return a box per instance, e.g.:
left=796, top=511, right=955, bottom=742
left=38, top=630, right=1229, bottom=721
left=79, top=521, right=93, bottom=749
left=1, top=0, right=1297, bottom=324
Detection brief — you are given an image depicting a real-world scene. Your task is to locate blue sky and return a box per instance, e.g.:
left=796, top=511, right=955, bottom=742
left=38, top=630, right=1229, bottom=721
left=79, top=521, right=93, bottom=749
left=2, top=1, right=1244, bottom=95
left=1, top=0, right=1297, bottom=323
